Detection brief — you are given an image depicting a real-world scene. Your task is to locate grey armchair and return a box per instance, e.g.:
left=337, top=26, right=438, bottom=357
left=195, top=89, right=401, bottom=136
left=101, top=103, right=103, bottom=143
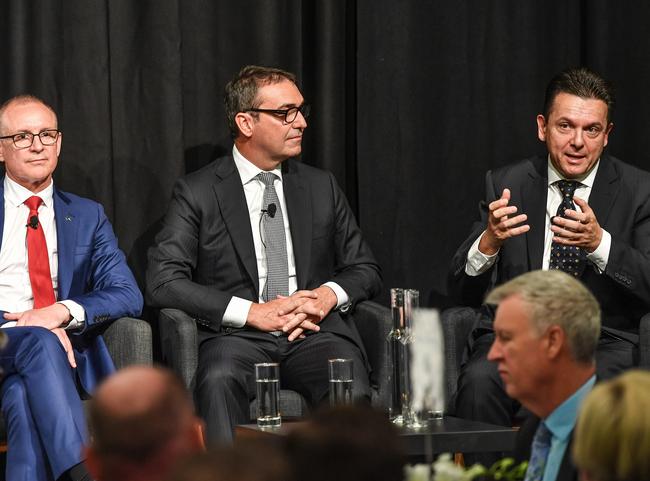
left=158, top=300, right=392, bottom=418
left=440, top=306, right=650, bottom=409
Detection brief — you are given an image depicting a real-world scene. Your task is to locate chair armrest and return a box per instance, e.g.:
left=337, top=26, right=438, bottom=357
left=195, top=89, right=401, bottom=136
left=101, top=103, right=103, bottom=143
left=103, top=317, right=153, bottom=369
left=159, top=308, right=199, bottom=390
left=353, top=300, right=392, bottom=409
left=639, top=313, right=650, bottom=368
left=441, top=306, right=478, bottom=406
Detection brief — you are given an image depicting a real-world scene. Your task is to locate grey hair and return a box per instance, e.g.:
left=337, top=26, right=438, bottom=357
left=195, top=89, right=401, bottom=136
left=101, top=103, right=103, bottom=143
left=485, top=270, right=600, bottom=363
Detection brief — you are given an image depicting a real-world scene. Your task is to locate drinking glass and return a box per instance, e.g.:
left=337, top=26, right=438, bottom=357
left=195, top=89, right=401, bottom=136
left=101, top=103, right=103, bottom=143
left=255, top=363, right=281, bottom=428
left=328, top=358, right=354, bottom=405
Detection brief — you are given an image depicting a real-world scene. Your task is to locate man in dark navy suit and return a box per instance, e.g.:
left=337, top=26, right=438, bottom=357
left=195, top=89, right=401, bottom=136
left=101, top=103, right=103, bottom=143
left=148, top=66, right=381, bottom=443
left=0, top=95, right=143, bottom=481
left=449, top=68, right=650, bottom=432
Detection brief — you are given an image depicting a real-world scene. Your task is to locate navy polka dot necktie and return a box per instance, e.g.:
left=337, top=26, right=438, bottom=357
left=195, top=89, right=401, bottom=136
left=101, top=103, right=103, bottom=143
left=549, top=180, right=586, bottom=277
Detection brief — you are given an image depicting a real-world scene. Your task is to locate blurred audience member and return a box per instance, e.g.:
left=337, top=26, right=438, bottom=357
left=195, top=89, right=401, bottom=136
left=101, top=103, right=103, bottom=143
left=486, top=270, right=600, bottom=481
left=573, top=370, right=650, bottom=481
left=85, top=365, right=204, bottom=481
left=167, top=439, right=288, bottom=481
left=286, top=405, right=405, bottom=481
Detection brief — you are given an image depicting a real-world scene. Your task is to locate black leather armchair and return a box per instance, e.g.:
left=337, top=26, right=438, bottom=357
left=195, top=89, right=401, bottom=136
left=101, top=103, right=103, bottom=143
left=158, top=300, right=392, bottom=418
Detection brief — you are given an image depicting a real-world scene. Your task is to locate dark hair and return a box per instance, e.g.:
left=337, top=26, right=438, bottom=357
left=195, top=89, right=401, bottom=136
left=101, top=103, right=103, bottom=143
left=543, top=67, right=615, bottom=121
left=286, top=406, right=405, bottom=481
left=224, top=65, right=297, bottom=138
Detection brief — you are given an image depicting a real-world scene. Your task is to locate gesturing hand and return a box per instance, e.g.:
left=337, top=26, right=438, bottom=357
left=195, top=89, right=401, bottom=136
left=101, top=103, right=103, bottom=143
left=550, top=196, right=603, bottom=253
left=479, top=188, right=530, bottom=255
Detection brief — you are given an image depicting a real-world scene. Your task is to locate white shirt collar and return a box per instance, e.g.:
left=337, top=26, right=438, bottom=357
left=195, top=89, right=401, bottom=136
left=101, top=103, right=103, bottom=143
left=232, top=145, right=283, bottom=185
left=546, top=155, right=600, bottom=188
left=4, top=176, right=54, bottom=208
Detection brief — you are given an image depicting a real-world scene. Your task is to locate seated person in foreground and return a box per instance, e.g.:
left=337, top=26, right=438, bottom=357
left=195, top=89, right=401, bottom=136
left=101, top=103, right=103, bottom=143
left=486, top=270, right=600, bottom=481
left=573, top=370, right=650, bottom=481
left=147, top=65, right=382, bottom=443
left=85, top=366, right=205, bottom=481
left=0, top=94, right=143, bottom=481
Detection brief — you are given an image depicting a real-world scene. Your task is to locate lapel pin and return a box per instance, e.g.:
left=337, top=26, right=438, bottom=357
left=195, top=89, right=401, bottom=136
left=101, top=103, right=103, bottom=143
left=65, top=215, right=73, bottom=222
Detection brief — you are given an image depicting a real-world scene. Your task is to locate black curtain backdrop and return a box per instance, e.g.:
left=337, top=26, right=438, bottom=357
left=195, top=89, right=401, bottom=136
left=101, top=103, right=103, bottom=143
left=2, top=0, right=650, bottom=311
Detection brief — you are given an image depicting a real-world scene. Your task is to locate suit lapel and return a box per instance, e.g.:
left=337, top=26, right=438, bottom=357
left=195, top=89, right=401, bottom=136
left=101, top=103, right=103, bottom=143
left=213, top=158, right=259, bottom=293
left=588, top=155, right=619, bottom=227
left=282, top=160, right=311, bottom=289
left=522, top=157, right=548, bottom=271
left=53, top=188, right=76, bottom=300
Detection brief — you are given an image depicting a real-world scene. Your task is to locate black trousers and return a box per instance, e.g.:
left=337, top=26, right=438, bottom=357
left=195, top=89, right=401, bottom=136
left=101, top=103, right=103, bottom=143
left=195, top=329, right=370, bottom=444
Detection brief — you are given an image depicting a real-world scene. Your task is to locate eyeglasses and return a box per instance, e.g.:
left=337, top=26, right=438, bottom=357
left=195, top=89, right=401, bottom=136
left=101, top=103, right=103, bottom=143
left=245, top=104, right=311, bottom=124
left=0, top=129, right=60, bottom=149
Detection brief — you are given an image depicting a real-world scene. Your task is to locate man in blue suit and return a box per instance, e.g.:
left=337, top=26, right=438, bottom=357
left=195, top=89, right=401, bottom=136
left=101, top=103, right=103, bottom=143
left=0, top=95, right=143, bottom=481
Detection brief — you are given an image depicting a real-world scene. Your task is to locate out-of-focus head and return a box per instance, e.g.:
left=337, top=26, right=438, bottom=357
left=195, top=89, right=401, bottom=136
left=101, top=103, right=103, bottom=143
left=486, top=270, right=600, bottom=410
left=537, top=67, right=614, bottom=179
left=86, top=365, right=204, bottom=481
left=286, top=405, right=405, bottom=481
left=573, top=370, right=650, bottom=481
left=168, top=439, right=289, bottom=481
left=0, top=95, right=61, bottom=193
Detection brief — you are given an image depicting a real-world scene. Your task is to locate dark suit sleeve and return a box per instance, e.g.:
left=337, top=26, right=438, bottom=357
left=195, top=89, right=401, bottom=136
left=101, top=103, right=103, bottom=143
left=68, top=203, right=143, bottom=331
left=146, top=177, right=235, bottom=328
left=326, top=172, right=382, bottom=306
left=448, top=169, right=500, bottom=306
left=603, top=175, right=650, bottom=308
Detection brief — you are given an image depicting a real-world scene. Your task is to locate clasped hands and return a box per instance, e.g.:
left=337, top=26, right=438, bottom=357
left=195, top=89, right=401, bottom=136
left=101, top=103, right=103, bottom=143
left=479, top=188, right=603, bottom=255
left=247, top=285, right=338, bottom=341
left=3, top=303, right=77, bottom=368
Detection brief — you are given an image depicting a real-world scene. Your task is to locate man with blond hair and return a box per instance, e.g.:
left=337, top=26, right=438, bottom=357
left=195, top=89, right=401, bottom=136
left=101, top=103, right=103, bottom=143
left=486, top=270, right=600, bottom=481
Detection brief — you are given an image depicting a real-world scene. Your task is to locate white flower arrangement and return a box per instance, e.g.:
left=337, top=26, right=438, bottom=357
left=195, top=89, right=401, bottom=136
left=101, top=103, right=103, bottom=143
left=405, top=453, right=528, bottom=481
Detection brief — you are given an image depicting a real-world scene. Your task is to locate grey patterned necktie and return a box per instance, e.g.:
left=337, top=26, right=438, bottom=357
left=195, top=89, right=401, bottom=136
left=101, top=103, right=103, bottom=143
left=549, top=180, right=586, bottom=277
left=257, top=172, right=289, bottom=302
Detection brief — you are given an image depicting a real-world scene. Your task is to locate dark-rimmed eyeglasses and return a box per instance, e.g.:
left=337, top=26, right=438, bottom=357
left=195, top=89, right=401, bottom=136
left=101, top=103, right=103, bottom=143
left=245, top=104, right=311, bottom=124
left=0, top=129, right=60, bottom=149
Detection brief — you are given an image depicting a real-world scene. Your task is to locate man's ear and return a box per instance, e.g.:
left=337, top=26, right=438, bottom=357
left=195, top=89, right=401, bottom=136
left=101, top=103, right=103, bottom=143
left=234, top=112, right=255, bottom=139
left=536, top=114, right=548, bottom=142
left=545, top=325, right=565, bottom=360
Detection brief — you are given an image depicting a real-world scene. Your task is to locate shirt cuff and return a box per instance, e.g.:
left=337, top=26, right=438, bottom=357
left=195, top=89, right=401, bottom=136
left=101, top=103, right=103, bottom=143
left=465, top=232, right=500, bottom=276
left=586, top=229, right=611, bottom=273
left=323, top=282, right=350, bottom=311
left=58, top=300, right=86, bottom=330
left=222, top=296, right=251, bottom=328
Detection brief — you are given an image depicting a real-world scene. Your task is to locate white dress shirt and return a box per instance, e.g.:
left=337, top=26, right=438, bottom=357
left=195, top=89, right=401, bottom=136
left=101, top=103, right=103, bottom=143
left=0, top=176, right=84, bottom=328
left=465, top=158, right=612, bottom=276
left=221, top=146, right=349, bottom=327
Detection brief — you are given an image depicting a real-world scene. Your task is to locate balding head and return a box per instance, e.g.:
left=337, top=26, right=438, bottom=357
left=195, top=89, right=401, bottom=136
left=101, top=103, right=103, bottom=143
left=86, top=366, right=204, bottom=481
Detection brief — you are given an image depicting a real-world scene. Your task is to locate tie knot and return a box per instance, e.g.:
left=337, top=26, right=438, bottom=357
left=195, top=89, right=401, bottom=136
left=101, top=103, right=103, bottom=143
left=557, top=180, right=579, bottom=198
left=24, top=196, right=43, bottom=212
left=536, top=422, right=553, bottom=445
left=257, top=172, right=278, bottom=187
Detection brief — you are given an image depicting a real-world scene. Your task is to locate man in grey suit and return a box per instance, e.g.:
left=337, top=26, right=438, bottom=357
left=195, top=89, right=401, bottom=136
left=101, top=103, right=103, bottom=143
left=147, top=65, right=382, bottom=443
left=448, top=67, right=650, bottom=431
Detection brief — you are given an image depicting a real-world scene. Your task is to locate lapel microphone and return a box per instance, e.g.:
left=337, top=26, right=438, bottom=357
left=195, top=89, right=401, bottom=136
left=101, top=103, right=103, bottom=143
left=261, top=203, right=277, bottom=218
left=27, top=216, right=39, bottom=230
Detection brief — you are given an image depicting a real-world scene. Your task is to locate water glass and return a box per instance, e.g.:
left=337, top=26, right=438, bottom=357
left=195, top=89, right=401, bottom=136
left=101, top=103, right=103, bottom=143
left=328, top=358, right=354, bottom=405
left=255, top=363, right=281, bottom=428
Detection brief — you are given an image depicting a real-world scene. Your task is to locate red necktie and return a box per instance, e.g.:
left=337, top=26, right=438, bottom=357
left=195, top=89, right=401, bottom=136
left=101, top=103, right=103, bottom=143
left=25, top=196, right=56, bottom=309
